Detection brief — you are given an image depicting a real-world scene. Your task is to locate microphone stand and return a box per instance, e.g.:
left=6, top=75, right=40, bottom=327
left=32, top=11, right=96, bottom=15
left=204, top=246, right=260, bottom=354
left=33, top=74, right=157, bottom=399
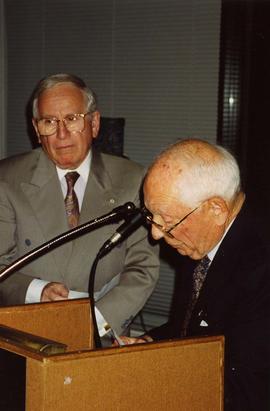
left=88, top=210, right=144, bottom=348
left=0, top=203, right=136, bottom=281
left=0, top=203, right=137, bottom=350
left=88, top=254, right=102, bottom=348
left=89, top=248, right=123, bottom=349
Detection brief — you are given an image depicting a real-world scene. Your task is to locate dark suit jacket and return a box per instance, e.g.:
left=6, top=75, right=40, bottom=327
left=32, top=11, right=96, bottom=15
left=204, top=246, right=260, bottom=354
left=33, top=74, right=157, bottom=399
left=0, top=148, right=159, bottom=334
left=150, top=203, right=270, bottom=411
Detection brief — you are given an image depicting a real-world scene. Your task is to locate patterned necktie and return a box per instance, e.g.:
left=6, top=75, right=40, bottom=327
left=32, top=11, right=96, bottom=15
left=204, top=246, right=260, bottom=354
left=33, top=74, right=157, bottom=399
left=64, top=172, right=80, bottom=228
left=181, top=255, right=211, bottom=337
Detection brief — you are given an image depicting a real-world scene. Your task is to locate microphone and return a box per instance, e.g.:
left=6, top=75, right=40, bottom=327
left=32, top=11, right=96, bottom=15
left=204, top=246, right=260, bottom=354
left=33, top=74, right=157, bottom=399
left=0, top=202, right=137, bottom=282
left=98, top=209, right=144, bottom=257
left=106, top=201, right=136, bottom=216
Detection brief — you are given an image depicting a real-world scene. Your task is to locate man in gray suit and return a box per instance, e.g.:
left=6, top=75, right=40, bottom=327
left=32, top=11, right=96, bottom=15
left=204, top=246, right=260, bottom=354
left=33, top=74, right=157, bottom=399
left=0, top=73, right=159, bottom=337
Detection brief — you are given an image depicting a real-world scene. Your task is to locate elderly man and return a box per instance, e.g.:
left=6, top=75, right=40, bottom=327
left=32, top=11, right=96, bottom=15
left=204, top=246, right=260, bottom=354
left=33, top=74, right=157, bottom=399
left=0, top=73, right=159, bottom=338
left=121, top=139, right=270, bottom=411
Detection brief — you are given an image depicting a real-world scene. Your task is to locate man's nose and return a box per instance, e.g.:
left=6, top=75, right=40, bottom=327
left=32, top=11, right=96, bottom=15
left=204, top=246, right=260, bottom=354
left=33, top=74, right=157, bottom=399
left=151, top=225, right=165, bottom=241
left=56, top=120, right=69, bottom=139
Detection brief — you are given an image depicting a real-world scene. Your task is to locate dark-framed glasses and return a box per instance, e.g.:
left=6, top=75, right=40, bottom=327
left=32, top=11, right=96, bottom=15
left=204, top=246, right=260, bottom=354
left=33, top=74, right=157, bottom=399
left=142, top=205, right=199, bottom=239
left=36, top=112, right=91, bottom=136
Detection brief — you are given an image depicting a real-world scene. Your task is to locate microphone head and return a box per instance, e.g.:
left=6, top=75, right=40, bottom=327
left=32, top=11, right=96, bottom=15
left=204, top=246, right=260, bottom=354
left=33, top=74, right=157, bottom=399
left=98, top=208, right=144, bottom=258
left=112, top=202, right=136, bottom=216
left=125, top=202, right=136, bottom=214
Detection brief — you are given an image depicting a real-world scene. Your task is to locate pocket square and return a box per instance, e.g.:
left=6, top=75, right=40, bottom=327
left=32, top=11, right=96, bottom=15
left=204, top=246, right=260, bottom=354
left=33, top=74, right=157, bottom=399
left=200, top=320, right=208, bottom=327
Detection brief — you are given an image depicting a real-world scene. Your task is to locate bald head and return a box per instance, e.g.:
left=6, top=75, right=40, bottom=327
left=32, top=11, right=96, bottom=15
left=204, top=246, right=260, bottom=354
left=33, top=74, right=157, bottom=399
left=143, top=139, right=245, bottom=259
left=145, top=139, right=241, bottom=209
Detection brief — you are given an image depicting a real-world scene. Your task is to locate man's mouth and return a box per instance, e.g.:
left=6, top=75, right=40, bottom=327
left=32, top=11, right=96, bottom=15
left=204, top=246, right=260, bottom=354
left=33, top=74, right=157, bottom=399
left=56, top=145, right=74, bottom=151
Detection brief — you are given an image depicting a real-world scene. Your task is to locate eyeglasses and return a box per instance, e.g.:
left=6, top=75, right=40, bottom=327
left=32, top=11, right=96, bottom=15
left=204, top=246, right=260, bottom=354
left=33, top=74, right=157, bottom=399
left=142, top=205, right=199, bottom=239
left=36, top=112, right=91, bottom=136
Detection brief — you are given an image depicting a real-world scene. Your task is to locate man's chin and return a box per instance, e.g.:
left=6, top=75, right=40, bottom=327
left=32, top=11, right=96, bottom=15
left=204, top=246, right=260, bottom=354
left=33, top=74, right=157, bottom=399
left=175, top=246, right=190, bottom=257
left=54, top=156, right=80, bottom=169
left=176, top=247, right=187, bottom=255
left=166, top=239, right=199, bottom=259
left=175, top=247, right=201, bottom=260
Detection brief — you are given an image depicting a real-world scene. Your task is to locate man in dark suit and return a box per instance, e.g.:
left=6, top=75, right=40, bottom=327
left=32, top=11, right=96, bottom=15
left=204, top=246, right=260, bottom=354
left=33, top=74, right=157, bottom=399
left=0, top=73, right=159, bottom=338
left=120, top=139, right=270, bottom=410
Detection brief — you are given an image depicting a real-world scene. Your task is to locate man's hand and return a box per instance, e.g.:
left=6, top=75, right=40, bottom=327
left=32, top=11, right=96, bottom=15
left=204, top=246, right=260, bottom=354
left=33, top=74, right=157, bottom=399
left=114, top=334, right=153, bottom=346
left=41, top=282, right=69, bottom=302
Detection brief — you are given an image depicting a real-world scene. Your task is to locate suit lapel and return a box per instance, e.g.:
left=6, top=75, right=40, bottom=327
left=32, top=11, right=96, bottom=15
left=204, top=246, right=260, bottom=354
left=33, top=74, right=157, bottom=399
left=190, top=206, right=248, bottom=331
left=66, top=150, right=125, bottom=279
left=20, top=150, right=72, bottom=276
left=200, top=206, right=247, bottom=303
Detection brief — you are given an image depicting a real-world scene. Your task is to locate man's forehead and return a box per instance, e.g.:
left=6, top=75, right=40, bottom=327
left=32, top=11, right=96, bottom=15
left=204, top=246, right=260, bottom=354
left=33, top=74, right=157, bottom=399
left=146, top=159, right=185, bottom=190
left=39, top=83, right=84, bottom=102
left=153, top=155, right=185, bottom=175
left=37, top=84, right=86, bottom=114
left=144, top=174, right=182, bottom=207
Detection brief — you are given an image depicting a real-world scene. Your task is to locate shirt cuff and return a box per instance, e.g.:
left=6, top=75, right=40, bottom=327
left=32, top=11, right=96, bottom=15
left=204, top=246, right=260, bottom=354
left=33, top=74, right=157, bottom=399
left=68, top=291, right=109, bottom=337
left=67, top=290, right=110, bottom=337
left=25, top=278, right=49, bottom=303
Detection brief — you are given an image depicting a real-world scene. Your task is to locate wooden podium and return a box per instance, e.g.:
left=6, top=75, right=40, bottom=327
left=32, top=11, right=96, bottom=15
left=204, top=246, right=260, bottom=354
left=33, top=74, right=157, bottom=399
left=0, top=299, right=224, bottom=410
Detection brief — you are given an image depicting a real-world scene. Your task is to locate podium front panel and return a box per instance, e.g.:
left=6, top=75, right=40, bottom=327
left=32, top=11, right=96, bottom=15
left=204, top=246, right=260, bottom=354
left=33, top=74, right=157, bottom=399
left=27, top=336, right=224, bottom=411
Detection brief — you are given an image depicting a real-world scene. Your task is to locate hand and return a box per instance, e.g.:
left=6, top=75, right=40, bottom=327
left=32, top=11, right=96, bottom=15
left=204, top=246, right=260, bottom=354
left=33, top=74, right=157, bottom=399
left=113, top=334, right=153, bottom=346
left=41, top=282, right=69, bottom=302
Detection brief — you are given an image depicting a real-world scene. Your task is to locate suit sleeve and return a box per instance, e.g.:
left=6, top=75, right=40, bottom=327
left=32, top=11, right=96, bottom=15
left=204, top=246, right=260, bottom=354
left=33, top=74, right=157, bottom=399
left=95, top=201, right=160, bottom=335
left=0, top=181, right=34, bottom=304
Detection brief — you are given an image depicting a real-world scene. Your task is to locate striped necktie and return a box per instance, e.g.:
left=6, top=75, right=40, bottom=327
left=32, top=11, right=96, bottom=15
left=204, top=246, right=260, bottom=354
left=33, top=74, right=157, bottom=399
left=64, top=172, right=80, bottom=228
left=181, top=255, right=211, bottom=337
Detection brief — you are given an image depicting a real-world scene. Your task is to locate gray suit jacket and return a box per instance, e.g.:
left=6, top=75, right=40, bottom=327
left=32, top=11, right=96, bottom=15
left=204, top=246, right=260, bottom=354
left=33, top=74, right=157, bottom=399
left=0, top=148, right=159, bottom=334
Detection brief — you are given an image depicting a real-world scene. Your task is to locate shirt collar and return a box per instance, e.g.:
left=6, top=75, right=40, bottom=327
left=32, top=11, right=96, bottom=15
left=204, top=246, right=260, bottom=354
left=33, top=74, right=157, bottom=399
left=207, top=218, right=235, bottom=262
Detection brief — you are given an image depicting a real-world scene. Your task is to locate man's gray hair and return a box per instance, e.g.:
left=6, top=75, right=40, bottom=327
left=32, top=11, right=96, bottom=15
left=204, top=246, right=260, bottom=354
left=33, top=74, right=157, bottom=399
left=32, top=73, right=97, bottom=118
left=152, top=139, right=241, bottom=207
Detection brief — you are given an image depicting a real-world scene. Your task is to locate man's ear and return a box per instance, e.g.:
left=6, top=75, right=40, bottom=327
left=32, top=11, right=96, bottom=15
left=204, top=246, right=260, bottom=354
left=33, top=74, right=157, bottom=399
left=207, top=197, right=229, bottom=226
left=32, top=118, right=42, bottom=144
left=91, top=111, right=100, bottom=139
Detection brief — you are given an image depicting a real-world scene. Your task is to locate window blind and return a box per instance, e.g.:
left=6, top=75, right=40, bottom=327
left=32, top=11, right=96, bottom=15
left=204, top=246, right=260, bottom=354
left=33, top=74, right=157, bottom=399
left=4, top=0, right=221, bottom=331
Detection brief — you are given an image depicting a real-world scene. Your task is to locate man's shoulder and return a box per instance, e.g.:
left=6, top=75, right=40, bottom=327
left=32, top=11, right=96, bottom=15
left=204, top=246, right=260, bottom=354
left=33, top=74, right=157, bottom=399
left=96, top=150, right=145, bottom=178
left=229, top=202, right=268, bottom=247
left=99, top=151, right=144, bottom=169
left=214, top=202, right=270, bottom=276
left=0, top=148, right=42, bottom=180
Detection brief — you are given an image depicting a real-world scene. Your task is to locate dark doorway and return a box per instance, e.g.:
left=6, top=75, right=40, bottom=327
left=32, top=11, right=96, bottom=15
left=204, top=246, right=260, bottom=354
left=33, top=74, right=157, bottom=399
left=218, top=0, right=270, bottom=219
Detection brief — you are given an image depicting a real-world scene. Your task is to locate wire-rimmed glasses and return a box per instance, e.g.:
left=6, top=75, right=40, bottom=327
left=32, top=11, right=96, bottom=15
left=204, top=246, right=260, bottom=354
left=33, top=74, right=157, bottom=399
left=141, top=205, right=199, bottom=239
left=36, top=112, right=91, bottom=136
